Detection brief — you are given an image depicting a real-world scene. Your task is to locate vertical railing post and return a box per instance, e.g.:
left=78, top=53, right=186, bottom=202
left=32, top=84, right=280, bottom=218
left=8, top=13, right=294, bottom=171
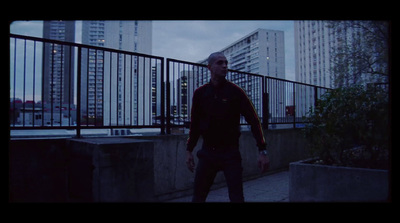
left=293, top=83, right=296, bottom=129
left=160, top=58, right=165, bottom=135
left=314, top=86, right=319, bottom=110
left=262, top=77, right=269, bottom=130
left=76, top=46, right=82, bottom=138
left=166, top=59, right=171, bottom=134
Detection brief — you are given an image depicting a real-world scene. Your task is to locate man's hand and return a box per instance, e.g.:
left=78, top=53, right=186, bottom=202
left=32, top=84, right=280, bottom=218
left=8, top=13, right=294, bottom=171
left=186, top=151, right=195, bottom=173
left=257, top=154, right=270, bottom=173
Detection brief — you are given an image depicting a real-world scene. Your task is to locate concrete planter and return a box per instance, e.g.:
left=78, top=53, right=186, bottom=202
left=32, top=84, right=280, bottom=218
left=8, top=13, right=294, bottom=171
left=289, top=158, right=389, bottom=202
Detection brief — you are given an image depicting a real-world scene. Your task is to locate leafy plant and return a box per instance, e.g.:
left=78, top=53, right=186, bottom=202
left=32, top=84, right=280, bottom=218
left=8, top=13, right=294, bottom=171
left=303, top=84, right=389, bottom=169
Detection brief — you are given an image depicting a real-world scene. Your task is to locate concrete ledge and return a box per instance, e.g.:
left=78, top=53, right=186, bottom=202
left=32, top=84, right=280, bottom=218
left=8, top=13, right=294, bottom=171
left=289, top=159, right=389, bottom=202
left=128, top=128, right=309, bottom=201
left=67, top=138, right=155, bottom=202
left=9, top=128, right=310, bottom=202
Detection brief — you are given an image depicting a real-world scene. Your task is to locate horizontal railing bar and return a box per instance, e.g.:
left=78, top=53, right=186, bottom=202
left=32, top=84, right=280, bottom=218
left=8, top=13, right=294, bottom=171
left=10, top=33, right=164, bottom=60
left=166, top=57, right=331, bottom=89
left=166, top=58, right=208, bottom=67
left=10, top=125, right=162, bottom=130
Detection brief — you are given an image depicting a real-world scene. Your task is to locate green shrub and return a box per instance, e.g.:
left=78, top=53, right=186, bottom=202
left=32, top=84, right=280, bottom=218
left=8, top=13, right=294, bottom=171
left=303, top=84, right=389, bottom=169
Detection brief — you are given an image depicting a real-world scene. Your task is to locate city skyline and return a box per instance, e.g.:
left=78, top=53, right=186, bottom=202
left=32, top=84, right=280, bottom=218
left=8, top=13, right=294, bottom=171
left=10, top=20, right=296, bottom=81
left=9, top=21, right=337, bottom=130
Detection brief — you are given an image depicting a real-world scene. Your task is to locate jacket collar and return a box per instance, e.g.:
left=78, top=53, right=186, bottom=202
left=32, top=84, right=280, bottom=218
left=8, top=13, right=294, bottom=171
left=209, top=78, right=228, bottom=89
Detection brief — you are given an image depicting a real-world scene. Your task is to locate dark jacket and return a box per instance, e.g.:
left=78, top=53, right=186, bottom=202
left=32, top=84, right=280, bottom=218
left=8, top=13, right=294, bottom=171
left=186, top=78, right=266, bottom=152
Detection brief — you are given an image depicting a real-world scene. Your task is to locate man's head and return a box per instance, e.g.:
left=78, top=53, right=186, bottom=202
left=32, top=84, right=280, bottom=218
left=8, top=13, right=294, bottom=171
left=207, top=52, right=228, bottom=79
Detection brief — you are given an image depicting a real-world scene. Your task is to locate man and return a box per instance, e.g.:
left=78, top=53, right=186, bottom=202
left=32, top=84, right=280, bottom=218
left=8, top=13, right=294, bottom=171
left=186, top=52, right=270, bottom=202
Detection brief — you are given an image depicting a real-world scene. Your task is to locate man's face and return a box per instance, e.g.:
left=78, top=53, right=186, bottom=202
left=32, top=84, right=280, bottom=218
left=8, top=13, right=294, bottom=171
left=208, top=56, right=228, bottom=78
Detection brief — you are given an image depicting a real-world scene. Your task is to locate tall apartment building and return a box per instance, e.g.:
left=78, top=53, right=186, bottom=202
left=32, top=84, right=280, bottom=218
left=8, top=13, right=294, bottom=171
left=293, top=20, right=388, bottom=118
left=42, top=20, right=75, bottom=106
left=176, top=72, right=196, bottom=121
left=294, top=20, right=334, bottom=88
left=199, top=28, right=285, bottom=79
left=80, top=20, right=152, bottom=125
left=294, top=20, right=385, bottom=88
left=294, top=20, right=335, bottom=119
left=82, top=20, right=152, bottom=53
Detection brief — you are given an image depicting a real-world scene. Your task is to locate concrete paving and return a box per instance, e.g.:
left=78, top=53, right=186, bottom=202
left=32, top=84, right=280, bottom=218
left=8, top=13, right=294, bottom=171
left=165, top=170, right=289, bottom=202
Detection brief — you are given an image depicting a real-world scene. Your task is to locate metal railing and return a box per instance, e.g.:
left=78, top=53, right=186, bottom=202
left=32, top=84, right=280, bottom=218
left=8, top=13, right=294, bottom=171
left=166, top=58, right=331, bottom=131
left=10, top=34, right=165, bottom=136
left=166, top=58, right=266, bottom=132
left=10, top=34, right=330, bottom=137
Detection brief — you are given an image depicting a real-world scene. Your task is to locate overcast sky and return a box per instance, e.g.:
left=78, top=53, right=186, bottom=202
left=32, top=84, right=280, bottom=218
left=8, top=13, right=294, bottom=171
left=10, top=20, right=295, bottom=80
left=152, top=20, right=295, bottom=80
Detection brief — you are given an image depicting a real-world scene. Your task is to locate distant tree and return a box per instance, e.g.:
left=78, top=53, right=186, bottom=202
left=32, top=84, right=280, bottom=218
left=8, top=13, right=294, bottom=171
left=327, top=21, right=390, bottom=87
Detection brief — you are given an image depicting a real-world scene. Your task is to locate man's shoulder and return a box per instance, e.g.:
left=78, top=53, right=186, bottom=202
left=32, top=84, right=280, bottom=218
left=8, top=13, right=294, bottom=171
left=226, top=81, right=247, bottom=95
left=194, top=83, right=211, bottom=94
left=192, top=83, right=211, bottom=99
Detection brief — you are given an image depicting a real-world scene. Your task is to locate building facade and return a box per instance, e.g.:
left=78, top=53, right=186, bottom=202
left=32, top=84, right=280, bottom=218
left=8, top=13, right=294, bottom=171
left=42, top=20, right=75, bottom=107
left=293, top=20, right=389, bottom=118
left=294, top=20, right=334, bottom=88
left=81, top=20, right=152, bottom=53
left=199, top=28, right=285, bottom=79
left=80, top=20, right=152, bottom=126
left=294, top=20, right=386, bottom=88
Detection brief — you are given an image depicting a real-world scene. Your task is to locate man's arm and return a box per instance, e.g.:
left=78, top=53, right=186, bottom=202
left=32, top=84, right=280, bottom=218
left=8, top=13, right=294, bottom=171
left=239, top=88, right=270, bottom=173
left=186, top=89, right=201, bottom=172
left=239, top=89, right=267, bottom=151
left=186, top=89, right=201, bottom=152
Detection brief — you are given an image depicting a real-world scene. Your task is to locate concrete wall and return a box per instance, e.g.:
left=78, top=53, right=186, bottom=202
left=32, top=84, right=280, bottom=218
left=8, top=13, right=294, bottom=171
left=128, top=128, right=309, bottom=200
left=67, top=138, right=155, bottom=202
left=9, top=128, right=308, bottom=202
left=289, top=159, right=389, bottom=202
left=9, top=138, right=69, bottom=202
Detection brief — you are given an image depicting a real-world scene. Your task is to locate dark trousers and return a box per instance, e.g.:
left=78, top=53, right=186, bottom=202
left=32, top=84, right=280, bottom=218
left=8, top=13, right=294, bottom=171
left=192, top=144, right=244, bottom=202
